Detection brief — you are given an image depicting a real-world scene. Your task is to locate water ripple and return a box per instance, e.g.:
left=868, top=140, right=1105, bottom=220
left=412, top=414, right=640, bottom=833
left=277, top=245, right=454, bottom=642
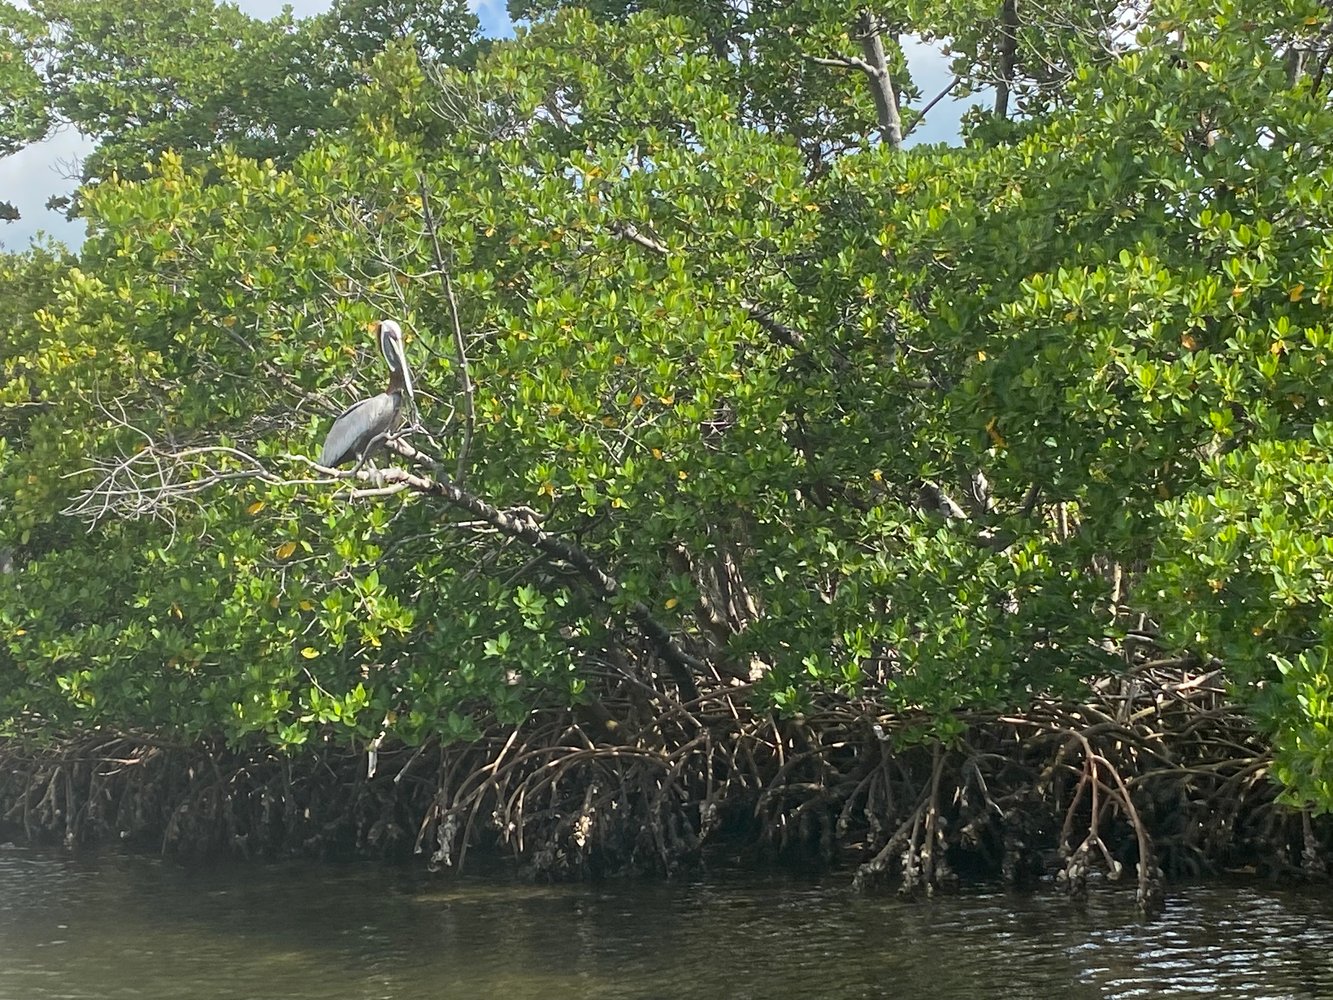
left=0, top=850, right=1330, bottom=1000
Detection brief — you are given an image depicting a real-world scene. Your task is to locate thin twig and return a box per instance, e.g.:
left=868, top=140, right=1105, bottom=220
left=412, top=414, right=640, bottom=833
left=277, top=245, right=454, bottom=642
left=902, top=74, right=963, bottom=140
left=417, top=172, right=476, bottom=484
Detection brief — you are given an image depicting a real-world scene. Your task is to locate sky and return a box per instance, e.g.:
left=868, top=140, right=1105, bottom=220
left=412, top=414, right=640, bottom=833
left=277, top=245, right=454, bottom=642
left=0, top=1, right=977, bottom=251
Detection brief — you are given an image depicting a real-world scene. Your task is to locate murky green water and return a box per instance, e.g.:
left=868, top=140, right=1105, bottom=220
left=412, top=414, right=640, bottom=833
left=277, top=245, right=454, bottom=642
left=1, top=847, right=1331, bottom=999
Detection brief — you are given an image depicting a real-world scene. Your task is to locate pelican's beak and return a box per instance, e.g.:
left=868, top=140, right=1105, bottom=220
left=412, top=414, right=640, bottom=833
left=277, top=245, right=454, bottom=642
left=379, top=319, right=416, bottom=411
left=398, top=347, right=416, bottom=409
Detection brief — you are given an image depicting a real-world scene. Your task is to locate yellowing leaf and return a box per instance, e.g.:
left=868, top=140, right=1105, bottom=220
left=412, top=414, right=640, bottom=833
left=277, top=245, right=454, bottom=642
left=660, top=394, right=674, bottom=405
left=299, top=600, right=314, bottom=611
left=1195, top=60, right=1211, bottom=72
left=665, top=597, right=679, bottom=609
left=221, top=315, right=236, bottom=327
left=275, top=541, right=297, bottom=560
left=1270, top=340, right=1286, bottom=355
left=1289, top=283, right=1304, bottom=301
left=678, top=470, right=688, bottom=480
left=985, top=417, right=1007, bottom=449
left=1181, top=333, right=1200, bottom=351
left=651, top=448, right=663, bottom=459
left=632, top=394, right=645, bottom=407
left=246, top=500, right=265, bottom=516
left=300, top=646, right=320, bottom=659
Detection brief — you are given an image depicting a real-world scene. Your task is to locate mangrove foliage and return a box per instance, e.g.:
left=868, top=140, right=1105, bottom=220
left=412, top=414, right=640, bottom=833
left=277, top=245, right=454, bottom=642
left=2, top=0, right=1333, bottom=908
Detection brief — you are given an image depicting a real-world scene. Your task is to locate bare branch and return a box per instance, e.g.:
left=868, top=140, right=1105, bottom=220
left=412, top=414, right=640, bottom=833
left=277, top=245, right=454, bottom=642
left=805, top=11, right=905, bottom=150
left=391, top=449, right=704, bottom=696
left=737, top=300, right=807, bottom=351
left=902, top=74, right=963, bottom=141
left=807, top=54, right=880, bottom=76
left=69, top=424, right=705, bottom=698
left=919, top=480, right=968, bottom=521
left=614, top=223, right=669, bottom=256
left=417, top=172, right=476, bottom=484
left=856, top=11, right=903, bottom=150
left=1018, top=482, right=1042, bottom=519
left=349, top=482, right=412, bottom=499
left=995, top=0, right=1019, bottom=119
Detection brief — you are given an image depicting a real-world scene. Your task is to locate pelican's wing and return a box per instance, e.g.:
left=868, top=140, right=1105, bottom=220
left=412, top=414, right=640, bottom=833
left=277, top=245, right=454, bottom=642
left=318, top=394, right=397, bottom=467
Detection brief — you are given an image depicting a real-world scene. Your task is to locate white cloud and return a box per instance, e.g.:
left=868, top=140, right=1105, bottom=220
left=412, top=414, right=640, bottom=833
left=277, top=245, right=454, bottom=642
left=0, top=127, right=90, bottom=251
left=469, top=0, right=513, bottom=37
left=235, top=0, right=331, bottom=18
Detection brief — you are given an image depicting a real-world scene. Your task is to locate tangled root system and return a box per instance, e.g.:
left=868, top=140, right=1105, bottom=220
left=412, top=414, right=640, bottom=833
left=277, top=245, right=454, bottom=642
left=2, top=661, right=1327, bottom=916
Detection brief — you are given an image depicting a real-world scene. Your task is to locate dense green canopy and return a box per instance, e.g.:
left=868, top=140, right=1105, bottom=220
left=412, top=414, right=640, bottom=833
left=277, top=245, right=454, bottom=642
left=2, top=0, right=1332, bottom=813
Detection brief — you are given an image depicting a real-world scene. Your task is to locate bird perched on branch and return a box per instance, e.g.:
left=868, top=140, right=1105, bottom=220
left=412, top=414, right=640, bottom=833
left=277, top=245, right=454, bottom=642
left=319, top=319, right=416, bottom=468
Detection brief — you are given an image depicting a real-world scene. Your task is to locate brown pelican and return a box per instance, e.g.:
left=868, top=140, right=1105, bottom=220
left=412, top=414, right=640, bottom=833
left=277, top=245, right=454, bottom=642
left=319, top=319, right=416, bottom=468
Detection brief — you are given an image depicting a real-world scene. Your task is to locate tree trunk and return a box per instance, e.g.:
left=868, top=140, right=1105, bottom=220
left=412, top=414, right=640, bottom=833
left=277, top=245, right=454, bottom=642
left=857, top=10, right=904, bottom=150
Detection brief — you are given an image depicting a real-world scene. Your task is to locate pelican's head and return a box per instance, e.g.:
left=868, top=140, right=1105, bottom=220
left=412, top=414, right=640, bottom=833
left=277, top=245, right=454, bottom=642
left=376, top=319, right=415, bottom=405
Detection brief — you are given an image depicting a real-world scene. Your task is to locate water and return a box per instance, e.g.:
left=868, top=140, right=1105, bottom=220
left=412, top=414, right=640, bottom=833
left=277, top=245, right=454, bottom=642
left=1, top=846, right=1331, bottom=999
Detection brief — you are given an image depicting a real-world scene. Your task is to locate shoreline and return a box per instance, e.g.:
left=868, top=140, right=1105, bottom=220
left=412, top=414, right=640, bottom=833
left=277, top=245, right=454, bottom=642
left=2, top=665, right=1327, bottom=915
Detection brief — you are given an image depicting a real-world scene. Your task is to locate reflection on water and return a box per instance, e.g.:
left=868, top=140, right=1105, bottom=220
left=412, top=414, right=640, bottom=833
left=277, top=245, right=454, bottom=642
left=1, top=845, right=1331, bottom=1000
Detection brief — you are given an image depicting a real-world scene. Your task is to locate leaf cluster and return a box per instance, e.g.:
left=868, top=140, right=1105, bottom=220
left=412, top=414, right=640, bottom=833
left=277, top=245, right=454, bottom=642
left=2, top=0, right=1333, bottom=811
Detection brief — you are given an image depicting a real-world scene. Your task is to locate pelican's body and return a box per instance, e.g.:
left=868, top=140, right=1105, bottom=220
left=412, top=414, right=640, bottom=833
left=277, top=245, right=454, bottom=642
left=319, top=319, right=415, bottom=468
